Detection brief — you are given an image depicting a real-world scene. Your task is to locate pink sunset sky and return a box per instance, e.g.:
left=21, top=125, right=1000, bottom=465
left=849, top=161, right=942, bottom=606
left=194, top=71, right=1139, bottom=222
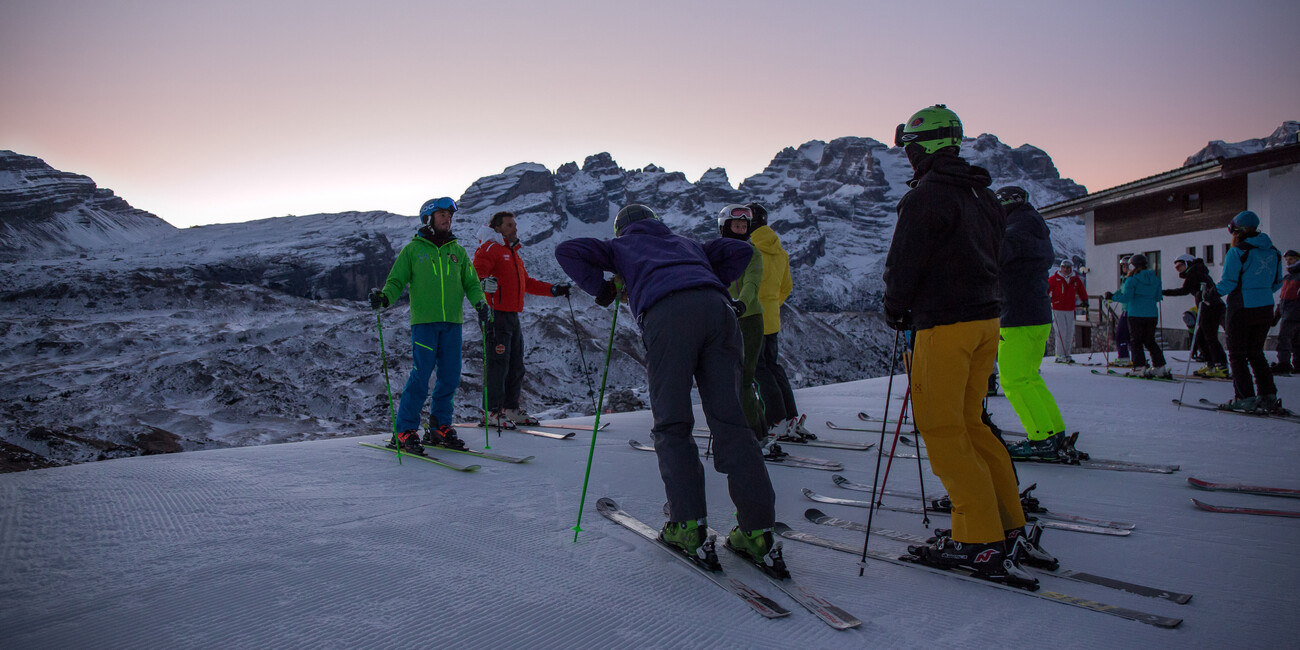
left=2, top=0, right=1297, bottom=227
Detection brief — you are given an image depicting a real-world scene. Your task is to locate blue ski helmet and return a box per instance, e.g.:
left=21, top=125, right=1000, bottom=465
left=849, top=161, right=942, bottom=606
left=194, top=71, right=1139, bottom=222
left=1229, top=210, right=1259, bottom=233
left=419, top=197, right=458, bottom=223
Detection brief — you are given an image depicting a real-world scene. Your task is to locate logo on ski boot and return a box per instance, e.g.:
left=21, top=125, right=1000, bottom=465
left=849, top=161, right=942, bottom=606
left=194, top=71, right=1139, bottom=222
left=974, top=549, right=998, bottom=563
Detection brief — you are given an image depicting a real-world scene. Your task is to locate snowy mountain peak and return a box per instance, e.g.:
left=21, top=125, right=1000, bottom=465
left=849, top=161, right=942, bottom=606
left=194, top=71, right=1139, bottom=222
left=1184, top=120, right=1300, bottom=166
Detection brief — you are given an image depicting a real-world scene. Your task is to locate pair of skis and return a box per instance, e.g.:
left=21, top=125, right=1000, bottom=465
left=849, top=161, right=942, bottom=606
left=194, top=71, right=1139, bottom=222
left=1170, top=398, right=1300, bottom=424
left=628, top=439, right=842, bottom=472
left=597, top=498, right=861, bottom=630
left=360, top=433, right=536, bottom=471
left=1091, top=368, right=1190, bottom=383
left=1187, top=477, right=1300, bottom=518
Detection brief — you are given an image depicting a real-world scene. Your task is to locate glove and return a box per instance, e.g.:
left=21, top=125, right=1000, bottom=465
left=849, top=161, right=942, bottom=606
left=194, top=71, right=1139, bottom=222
left=475, top=302, right=492, bottom=328
left=1103, top=291, right=1113, bottom=301
left=595, top=279, right=618, bottom=307
left=551, top=282, right=571, bottom=297
left=729, top=298, right=746, bottom=318
left=368, top=289, right=388, bottom=310
left=481, top=277, right=498, bottom=294
left=885, top=307, right=911, bottom=332
left=1161, top=289, right=1174, bottom=296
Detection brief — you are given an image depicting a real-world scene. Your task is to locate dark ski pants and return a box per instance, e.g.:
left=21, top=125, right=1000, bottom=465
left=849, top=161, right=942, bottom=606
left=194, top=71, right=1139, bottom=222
left=396, top=322, right=462, bottom=432
left=644, top=288, right=776, bottom=532
left=1116, top=313, right=1130, bottom=359
left=738, top=313, right=766, bottom=441
left=1276, top=318, right=1300, bottom=368
left=1193, top=303, right=1228, bottom=366
left=1126, top=316, right=1166, bottom=368
left=1226, top=305, right=1277, bottom=399
left=485, top=310, right=525, bottom=411
left=756, top=331, right=798, bottom=428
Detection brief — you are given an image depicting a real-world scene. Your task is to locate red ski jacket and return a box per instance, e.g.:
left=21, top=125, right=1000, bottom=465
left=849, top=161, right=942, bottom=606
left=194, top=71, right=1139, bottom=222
left=473, top=232, right=553, bottom=312
left=1048, top=270, right=1088, bottom=311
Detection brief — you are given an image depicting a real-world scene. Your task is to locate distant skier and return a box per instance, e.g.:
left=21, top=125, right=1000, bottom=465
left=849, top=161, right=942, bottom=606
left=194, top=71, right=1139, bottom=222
left=368, top=197, right=489, bottom=453
left=1215, top=211, right=1283, bottom=412
left=1162, top=253, right=1228, bottom=378
left=1273, top=249, right=1300, bottom=376
left=472, top=210, right=571, bottom=429
left=554, top=204, right=783, bottom=575
left=1047, top=259, right=1088, bottom=363
left=748, top=203, right=811, bottom=442
left=992, top=186, right=1071, bottom=462
left=717, top=205, right=768, bottom=442
left=1103, top=254, right=1168, bottom=378
left=884, top=105, right=1047, bottom=588
left=1110, top=256, right=1133, bottom=367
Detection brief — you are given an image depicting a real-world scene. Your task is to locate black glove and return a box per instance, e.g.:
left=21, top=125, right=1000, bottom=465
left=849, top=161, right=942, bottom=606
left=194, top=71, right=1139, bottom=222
left=1161, top=289, right=1174, bottom=296
left=595, top=279, right=617, bottom=307
left=1103, top=291, right=1113, bottom=301
left=729, top=298, right=746, bottom=318
left=885, top=307, right=911, bottom=332
left=368, top=289, right=388, bottom=310
left=475, top=302, right=492, bottom=328
left=551, top=282, right=571, bottom=297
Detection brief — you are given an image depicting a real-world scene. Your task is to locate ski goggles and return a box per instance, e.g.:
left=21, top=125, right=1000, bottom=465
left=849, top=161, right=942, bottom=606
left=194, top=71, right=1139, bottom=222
left=894, top=123, right=963, bottom=148
left=419, top=197, right=458, bottom=218
left=727, top=206, right=753, bottom=220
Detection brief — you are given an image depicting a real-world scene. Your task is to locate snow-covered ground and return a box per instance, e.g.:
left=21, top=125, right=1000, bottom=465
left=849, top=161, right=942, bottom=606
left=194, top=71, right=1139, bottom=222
left=2, top=356, right=1296, bottom=648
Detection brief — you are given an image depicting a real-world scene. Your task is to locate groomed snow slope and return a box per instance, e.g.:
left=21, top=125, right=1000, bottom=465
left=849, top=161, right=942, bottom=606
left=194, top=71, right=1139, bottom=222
left=2, top=358, right=1297, bottom=649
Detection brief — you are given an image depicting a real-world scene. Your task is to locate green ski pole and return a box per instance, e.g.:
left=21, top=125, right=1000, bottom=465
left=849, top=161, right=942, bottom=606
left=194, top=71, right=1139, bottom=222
left=572, top=296, right=620, bottom=542
left=375, top=309, right=400, bottom=464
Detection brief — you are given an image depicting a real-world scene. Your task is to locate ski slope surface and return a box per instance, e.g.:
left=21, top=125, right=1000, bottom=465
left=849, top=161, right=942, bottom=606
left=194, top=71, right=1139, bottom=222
left=1, top=357, right=1297, bottom=648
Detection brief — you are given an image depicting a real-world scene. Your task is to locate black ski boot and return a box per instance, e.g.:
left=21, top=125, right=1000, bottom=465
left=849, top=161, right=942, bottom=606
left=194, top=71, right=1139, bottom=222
left=905, top=534, right=1038, bottom=590
left=390, top=429, right=425, bottom=454
left=1059, top=432, right=1089, bottom=461
left=1005, top=432, right=1064, bottom=462
left=1006, top=524, right=1059, bottom=571
left=423, top=424, right=467, bottom=450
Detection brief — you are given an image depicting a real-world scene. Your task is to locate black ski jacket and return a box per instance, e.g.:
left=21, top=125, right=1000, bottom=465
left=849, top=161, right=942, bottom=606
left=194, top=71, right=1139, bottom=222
left=1162, top=258, right=1223, bottom=312
left=884, top=152, right=1004, bottom=331
left=998, top=202, right=1055, bottom=328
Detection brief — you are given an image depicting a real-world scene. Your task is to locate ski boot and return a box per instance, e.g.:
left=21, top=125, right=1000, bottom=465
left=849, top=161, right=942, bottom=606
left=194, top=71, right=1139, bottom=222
left=726, top=527, right=789, bottom=579
left=1144, top=366, right=1173, bottom=380
left=1219, top=395, right=1260, bottom=412
left=660, top=519, right=720, bottom=571
left=483, top=410, right=517, bottom=430
left=763, top=439, right=789, bottom=460
left=1111, top=357, right=1132, bottom=368
left=391, top=429, right=425, bottom=454
left=905, top=533, right=1038, bottom=590
left=1006, top=524, right=1059, bottom=571
left=1124, top=365, right=1149, bottom=377
left=792, top=415, right=817, bottom=441
left=1255, top=394, right=1284, bottom=415
left=1269, top=362, right=1292, bottom=377
left=1004, top=432, right=1063, bottom=462
left=423, top=424, right=467, bottom=450
left=1018, top=483, right=1044, bottom=514
left=1205, top=365, right=1230, bottom=379
left=1059, top=432, right=1089, bottom=461
left=504, top=408, right=540, bottom=426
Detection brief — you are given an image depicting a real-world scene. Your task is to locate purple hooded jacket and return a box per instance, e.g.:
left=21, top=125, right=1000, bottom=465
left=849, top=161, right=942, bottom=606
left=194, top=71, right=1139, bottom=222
left=554, top=219, right=752, bottom=321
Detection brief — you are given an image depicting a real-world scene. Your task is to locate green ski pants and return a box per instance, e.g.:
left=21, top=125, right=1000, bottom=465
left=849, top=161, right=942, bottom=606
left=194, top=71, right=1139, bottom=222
left=998, top=324, right=1065, bottom=441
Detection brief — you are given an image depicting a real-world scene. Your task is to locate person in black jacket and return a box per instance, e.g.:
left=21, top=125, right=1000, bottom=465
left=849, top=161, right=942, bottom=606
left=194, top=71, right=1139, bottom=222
left=1162, top=254, right=1228, bottom=378
left=993, top=187, right=1072, bottom=463
left=884, top=105, right=1040, bottom=588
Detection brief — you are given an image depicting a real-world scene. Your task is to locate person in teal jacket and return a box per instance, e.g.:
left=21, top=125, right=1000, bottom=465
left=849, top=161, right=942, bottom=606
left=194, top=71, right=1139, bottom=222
left=1104, top=254, right=1167, bottom=377
left=1215, top=210, right=1284, bottom=412
left=368, top=197, right=489, bottom=453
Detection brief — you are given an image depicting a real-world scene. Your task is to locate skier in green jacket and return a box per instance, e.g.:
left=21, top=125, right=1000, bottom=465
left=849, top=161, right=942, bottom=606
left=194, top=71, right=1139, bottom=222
left=368, top=197, right=489, bottom=453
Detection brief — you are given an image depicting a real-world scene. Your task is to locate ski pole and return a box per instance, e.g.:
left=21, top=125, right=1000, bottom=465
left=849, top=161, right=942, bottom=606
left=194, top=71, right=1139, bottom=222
left=572, top=296, right=621, bottom=542
left=859, top=326, right=904, bottom=576
left=876, top=387, right=912, bottom=504
left=1176, top=286, right=1208, bottom=410
left=902, top=350, right=930, bottom=527
left=566, top=293, right=599, bottom=414
left=481, top=310, right=493, bottom=448
left=375, top=309, right=400, bottom=464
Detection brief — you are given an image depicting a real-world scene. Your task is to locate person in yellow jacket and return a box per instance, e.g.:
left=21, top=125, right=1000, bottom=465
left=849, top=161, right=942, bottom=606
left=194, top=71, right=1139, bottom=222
left=368, top=197, right=490, bottom=454
left=746, top=203, right=811, bottom=442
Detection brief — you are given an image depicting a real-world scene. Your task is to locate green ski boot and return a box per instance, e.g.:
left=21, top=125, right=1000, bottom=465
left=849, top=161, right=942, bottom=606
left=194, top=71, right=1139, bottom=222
left=659, top=519, right=720, bottom=571
left=726, top=527, right=789, bottom=578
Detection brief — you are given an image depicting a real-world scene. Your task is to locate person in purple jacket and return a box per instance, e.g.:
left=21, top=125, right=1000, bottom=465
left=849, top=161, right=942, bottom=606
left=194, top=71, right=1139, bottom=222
left=554, top=204, right=783, bottom=576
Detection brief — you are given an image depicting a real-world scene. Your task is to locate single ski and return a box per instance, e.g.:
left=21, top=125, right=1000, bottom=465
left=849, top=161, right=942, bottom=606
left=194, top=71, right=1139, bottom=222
left=1186, top=398, right=1300, bottom=423
left=516, top=428, right=577, bottom=440
left=595, top=498, right=790, bottom=619
left=801, top=508, right=1188, bottom=603
left=773, top=523, right=1181, bottom=628
left=539, top=421, right=611, bottom=431
left=1191, top=498, right=1300, bottom=518
left=692, top=429, right=872, bottom=451
left=629, top=440, right=841, bottom=471
left=1091, top=368, right=1191, bottom=384
left=830, top=475, right=1135, bottom=530
left=358, top=442, right=481, bottom=472
left=707, top=526, right=861, bottom=629
left=1187, top=477, right=1300, bottom=499
left=405, top=435, right=533, bottom=463
left=801, top=488, right=1128, bottom=536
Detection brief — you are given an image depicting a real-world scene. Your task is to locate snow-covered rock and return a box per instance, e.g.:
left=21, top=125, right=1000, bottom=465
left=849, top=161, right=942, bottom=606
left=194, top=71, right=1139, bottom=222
left=1184, top=121, right=1300, bottom=166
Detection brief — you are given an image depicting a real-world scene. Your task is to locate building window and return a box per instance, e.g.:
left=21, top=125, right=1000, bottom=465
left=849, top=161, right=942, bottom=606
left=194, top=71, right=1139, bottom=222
left=1204, top=245, right=1215, bottom=265
left=1186, top=246, right=1196, bottom=257
left=1183, top=192, right=1202, bottom=212
left=1144, top=250, right=1161, bottom=276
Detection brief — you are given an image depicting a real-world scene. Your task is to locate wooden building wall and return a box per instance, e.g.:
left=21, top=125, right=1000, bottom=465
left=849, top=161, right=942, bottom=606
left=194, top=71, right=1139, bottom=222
left=1093, top=176, right=1247, bottom=245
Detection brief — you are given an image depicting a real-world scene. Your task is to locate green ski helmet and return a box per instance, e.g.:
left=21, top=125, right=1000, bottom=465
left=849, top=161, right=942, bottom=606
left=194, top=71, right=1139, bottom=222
left=895, top=104, right=964, bottom=154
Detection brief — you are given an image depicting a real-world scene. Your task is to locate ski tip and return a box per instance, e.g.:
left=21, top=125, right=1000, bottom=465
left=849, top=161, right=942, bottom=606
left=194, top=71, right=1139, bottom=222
left=831, top=473, right=846, bottom=484
left=773, top=522, right=793, bottom=535
left=596, top=497, right=618, bottom=513
left=805, top=507, right=829, bottom=520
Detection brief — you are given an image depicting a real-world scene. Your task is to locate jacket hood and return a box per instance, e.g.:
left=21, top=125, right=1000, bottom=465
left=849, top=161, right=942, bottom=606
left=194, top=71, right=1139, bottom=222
left=1179, top=258, right=1210, bottom=277
left=910, top=150, right=993, bottom=190
left=1129, top=268, right=1160, bottom=287
left=621, top=218, right=672, bottom=238
left=1245, top=232, right=1275, bottom=250
left=415, top=226, right=456, bottom=247
left=749, top=225, right=786, bottom=255
left=1289, top=258, right=1300, bottom=274
left=477, top=224, right=505, bottom=248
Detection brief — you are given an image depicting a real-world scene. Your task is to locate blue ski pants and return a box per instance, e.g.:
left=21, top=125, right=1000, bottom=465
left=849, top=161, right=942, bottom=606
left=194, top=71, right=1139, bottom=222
left=396, top=322, right=463, bottom=432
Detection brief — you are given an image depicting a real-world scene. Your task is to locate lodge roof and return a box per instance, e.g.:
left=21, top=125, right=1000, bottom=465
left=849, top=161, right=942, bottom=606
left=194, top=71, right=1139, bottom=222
left=1041, top=142, right=1300, bottom=220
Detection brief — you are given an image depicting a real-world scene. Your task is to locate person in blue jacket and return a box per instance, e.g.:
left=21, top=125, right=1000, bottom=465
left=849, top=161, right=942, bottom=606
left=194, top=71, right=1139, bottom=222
left=1216, top=211, right=1285, bottom=413
left=554, top=204, right=783, bottom=576
left=1104, top=254, right=1167, bottom=377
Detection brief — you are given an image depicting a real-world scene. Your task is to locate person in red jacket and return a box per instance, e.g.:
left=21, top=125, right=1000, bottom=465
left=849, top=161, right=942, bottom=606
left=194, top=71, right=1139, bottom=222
left=1047, top=260, right=1089, bottom=363
left=472, top=211, right=571, bottom=428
